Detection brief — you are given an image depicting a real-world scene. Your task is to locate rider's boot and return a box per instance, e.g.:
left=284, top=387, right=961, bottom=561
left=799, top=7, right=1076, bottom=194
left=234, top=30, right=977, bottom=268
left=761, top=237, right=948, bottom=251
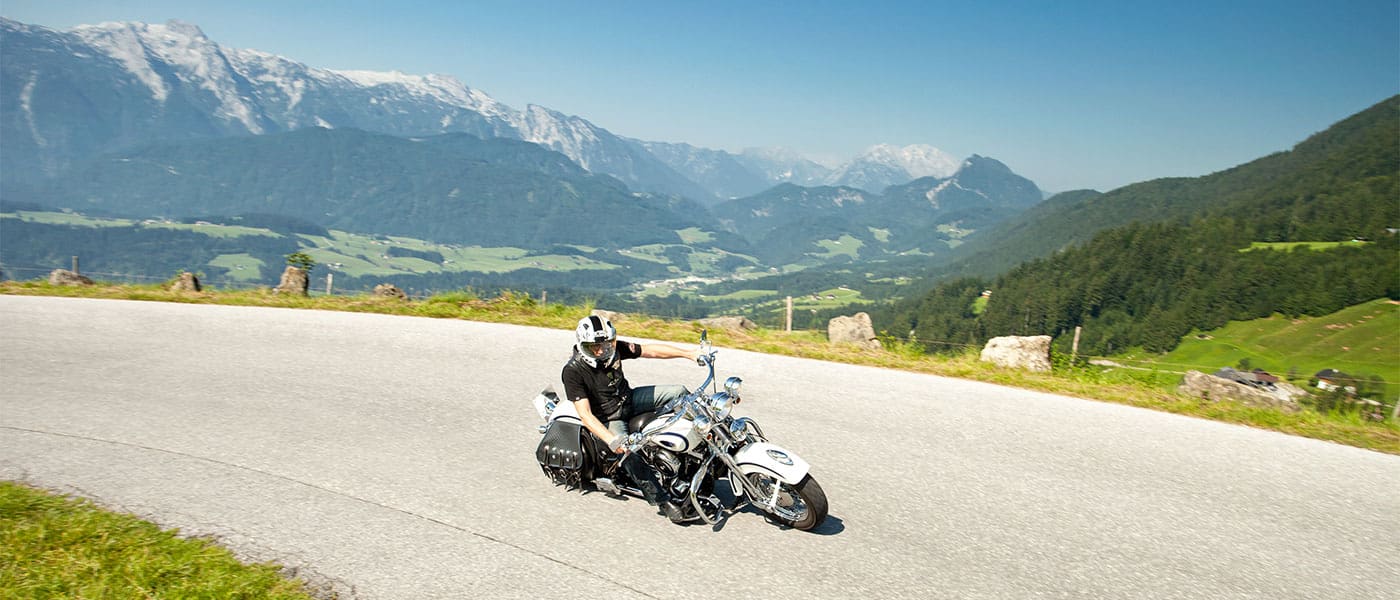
left=620, top=454, right=686, bottom=524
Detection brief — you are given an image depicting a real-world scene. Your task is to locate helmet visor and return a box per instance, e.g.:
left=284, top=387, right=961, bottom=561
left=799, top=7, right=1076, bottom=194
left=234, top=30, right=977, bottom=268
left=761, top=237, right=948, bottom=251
left=581, top=340, right=614, bottom=356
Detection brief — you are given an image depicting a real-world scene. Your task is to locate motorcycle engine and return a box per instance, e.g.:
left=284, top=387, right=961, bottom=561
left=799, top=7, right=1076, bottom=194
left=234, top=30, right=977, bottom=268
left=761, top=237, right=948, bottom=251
left=647, top=447, right=681, bottom=477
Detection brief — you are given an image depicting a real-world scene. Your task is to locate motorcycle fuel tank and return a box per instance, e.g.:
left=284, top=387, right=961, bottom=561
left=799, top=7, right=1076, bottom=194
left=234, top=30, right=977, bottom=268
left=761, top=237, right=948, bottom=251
left=645, top=414, right=702, bottom=453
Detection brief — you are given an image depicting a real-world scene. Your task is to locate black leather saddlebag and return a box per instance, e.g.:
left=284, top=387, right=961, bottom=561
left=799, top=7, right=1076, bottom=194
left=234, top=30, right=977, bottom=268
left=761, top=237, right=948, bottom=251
left=537, top=420, right=585, bottom=469
left=536, top=420, right=588, bottom=487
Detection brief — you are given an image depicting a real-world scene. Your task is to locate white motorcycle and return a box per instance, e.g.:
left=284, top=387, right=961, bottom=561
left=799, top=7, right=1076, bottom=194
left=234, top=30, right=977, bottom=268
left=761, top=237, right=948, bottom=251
left=532, top=331, right=829, bottom=530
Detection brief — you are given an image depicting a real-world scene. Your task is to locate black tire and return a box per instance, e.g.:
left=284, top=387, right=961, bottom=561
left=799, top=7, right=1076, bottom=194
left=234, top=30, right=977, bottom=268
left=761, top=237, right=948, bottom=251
left=748, top=473, right=828, bottom=531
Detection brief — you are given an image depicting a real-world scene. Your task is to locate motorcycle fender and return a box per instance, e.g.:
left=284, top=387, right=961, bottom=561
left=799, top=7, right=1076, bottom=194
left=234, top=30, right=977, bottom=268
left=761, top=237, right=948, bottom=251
left=732, top=442, right=810, bottom=485
left=545, top=396, right=582, bottom=425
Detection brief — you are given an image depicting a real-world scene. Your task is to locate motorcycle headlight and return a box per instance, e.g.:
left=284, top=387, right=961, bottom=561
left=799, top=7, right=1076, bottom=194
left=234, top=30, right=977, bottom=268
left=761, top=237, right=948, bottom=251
left=691, top=410, right=712, bottom=433
left=709, top=392, right=735, bottom=420
left=724, top=376, right=743, bottom=399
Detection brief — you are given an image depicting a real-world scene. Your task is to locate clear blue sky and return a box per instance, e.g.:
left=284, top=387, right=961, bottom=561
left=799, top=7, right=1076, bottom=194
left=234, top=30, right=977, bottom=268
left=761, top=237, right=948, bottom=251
left=5, top=0, right=1398, bottom=192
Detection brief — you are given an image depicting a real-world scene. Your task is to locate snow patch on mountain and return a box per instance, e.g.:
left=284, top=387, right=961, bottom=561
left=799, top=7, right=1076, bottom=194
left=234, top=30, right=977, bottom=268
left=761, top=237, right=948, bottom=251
left=855, top=144, right=960, bottom=179
left=70, top=21, right=170, bottom=102
left=20, top=75, right=46, bottom=147
left=72, top=20, right=265, bottom=132
left=329, top=69, right=508, bottom=118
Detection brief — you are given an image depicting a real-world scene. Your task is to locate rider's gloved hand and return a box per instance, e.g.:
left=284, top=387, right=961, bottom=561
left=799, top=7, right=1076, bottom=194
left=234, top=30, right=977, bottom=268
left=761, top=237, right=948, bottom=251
left=608, top=434, right=628, bottom=454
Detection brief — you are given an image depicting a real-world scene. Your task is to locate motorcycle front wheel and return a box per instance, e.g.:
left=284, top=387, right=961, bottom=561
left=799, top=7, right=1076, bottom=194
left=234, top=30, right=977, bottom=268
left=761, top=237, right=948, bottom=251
left=747, top=473, right=828, bottom=531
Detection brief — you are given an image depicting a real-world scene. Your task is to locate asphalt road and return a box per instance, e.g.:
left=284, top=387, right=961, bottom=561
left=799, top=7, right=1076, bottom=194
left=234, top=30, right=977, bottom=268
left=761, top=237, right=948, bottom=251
left=1, top=295, right=1397, bottom=599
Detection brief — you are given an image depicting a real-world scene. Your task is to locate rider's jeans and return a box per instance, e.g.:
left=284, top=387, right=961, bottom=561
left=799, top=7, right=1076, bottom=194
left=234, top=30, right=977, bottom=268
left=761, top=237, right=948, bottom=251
left=604, top=384, right=690, bottom=436
left=604, top=384, right=689, bottom=508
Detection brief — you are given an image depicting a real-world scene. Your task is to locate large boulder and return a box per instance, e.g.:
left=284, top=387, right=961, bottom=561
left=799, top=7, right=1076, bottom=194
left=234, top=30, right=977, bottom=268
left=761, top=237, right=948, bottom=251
left=696, top=316, right=757, bottom=331
left=274, top=266, right=309, bottom=296
left=373, top=283, right=407, bottom=300
left=828, top=313, right=882, bottom=351
left=169, top=272, right=202, bottom=292
left=980, top=335, right=1052, bottom=372
left=48, top=269, right=93, bottom=286
left=1178, top=370, right=1305, bottom=412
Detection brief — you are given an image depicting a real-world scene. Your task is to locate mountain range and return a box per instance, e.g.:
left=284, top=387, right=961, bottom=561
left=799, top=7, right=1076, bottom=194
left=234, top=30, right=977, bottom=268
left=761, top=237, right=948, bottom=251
left=0, top=17, right=984, bottom=203
left=0, top=15, right=1048, bottom=279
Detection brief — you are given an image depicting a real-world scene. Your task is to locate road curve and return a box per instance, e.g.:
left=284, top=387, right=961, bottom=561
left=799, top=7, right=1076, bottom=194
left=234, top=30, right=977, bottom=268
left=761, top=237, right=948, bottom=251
left=1, top=295, right=1397, bottom=599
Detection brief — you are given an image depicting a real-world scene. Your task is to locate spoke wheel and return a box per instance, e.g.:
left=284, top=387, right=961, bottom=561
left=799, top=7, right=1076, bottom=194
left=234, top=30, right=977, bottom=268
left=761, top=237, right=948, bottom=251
left=746, top=473, right=828, bottom=531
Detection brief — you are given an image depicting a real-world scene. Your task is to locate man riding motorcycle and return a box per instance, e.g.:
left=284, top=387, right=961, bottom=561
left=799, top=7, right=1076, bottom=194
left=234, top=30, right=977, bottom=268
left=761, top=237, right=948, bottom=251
left=561, top=315, right=700, bottom=524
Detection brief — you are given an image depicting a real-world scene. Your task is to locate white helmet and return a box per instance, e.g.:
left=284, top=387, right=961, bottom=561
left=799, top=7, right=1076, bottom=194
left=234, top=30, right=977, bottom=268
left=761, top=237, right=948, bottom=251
left=575, top=315, right=617, bottom=368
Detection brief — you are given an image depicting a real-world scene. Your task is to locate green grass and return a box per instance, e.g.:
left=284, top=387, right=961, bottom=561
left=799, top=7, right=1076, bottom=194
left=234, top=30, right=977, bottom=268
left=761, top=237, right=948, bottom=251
left=1131, top=299, right=1400, bottom=398
left=936, top=223, right=973, bottom=238
left=675, top=227, right=714, bottom=244
left=207, top=254, right=266, bottom=281
left=297, top=231, right=618, bottom=277
left=3, top=280, right=1397, bottom=456
left=1241, top=241, right=1372, bottom=252
left=3, top=211, right=282, bottom=239
left=972, top=296, right=989, bottom=315
left=0, top=481, right=319, bottom=599
left=698, top=289, right=779, bottom=302
left=810, top=235, right=863, bottom=259
left=617, top=244, right=673, bottom=264
left=3, top=211, right=136, bottom=228
left=146, top=222, right=283, bottom=238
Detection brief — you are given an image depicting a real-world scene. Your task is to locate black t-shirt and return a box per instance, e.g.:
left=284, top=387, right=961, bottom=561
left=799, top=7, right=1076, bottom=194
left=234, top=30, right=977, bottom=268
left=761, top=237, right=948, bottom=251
left=561, top=341, right=643, bottom=421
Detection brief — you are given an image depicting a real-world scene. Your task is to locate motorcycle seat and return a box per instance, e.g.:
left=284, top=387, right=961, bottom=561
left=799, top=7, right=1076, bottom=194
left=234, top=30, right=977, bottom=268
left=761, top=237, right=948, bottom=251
left=627, top=411, right=656, bottom=433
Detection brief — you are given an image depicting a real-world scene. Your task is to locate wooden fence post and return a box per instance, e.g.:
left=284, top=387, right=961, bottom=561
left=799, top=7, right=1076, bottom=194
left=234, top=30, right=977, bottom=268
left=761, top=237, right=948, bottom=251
left=72, top=256, right=79, bottom=275
left=1071, top=326, right=1083, bottom=362
left=325, top=272, right=333, bottom=295
left=785, top=296, right=793, bottom=332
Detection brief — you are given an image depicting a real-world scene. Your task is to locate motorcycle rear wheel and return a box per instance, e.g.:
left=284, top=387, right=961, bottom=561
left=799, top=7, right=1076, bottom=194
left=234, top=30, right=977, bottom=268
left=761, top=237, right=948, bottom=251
left=747, top=473, right=828, bottom=531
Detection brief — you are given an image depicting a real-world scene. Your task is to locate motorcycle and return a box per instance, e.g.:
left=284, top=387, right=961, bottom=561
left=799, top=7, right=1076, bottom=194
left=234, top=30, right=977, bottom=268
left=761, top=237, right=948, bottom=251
left=532, top=330, right=829, bottom=530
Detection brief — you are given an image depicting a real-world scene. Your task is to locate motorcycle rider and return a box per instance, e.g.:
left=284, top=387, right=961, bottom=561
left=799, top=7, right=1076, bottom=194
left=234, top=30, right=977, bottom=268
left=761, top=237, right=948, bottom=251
left=562, top=314, right=698, bottom=524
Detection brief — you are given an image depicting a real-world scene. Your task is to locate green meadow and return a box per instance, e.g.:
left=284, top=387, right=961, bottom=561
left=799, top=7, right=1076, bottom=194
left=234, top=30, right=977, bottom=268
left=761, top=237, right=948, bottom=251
left=1119, top=299, right=1399, bottom=399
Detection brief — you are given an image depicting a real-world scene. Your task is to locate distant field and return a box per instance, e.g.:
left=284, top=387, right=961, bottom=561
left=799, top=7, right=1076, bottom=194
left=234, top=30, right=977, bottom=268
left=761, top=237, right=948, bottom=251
left=207, top=253, right=265, bottom=281
left=297, top=231, right=619, bottom=277
left=3, top=211, right=135, bottom=228
left=146, top=222, right=282, bottom=238
left=1241, top=241, right=1372, bottom=252
left=811, top=235, right=863, bottom=259
left=1118, top=299, right=1399, bottom=398
left=3, top=211, right=280, bottom=239
left=745, top=287, right=870, bottom=320
left=675, top=227, right=714, bottom=244
left=698, top=289, right=778, bottom=302
left=617, top=245, right=673, bottom=265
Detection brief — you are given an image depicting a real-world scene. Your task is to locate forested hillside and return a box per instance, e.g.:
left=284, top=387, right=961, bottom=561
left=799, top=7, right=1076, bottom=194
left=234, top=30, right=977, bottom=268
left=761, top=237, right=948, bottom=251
left=882, top=95, right=1400, bottom=356
left=938, top=96, right=1399, bottom=279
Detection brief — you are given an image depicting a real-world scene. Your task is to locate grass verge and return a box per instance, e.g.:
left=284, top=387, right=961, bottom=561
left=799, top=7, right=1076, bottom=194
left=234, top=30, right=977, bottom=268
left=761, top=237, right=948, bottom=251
left=4, top=280, right=1397, bottom=456
left=0, top=481, right=321, bottom=599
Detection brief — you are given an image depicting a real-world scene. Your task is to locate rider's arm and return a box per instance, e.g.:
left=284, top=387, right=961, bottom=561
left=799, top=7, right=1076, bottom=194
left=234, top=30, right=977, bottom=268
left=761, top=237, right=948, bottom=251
left=561, top=365, right=619, bottom=449
left=639, top=342, right=700, bottom=362
left=571, top=395, right=619, bottom=450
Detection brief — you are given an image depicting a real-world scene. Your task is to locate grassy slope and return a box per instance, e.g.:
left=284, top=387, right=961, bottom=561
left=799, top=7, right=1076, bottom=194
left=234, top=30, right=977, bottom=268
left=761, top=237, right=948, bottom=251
left=1157, top=299, right=1399, bottom=395
left=0, top=482, right=319, bottom=599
